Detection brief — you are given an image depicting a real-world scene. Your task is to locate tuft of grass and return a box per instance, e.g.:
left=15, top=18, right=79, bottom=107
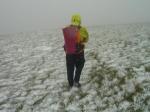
left=94, top=71, right=104, bottom=87
left=89, top=72, right=104, bottom=88
left=79, top=92, right=88, bottom=100
left=145, top=65, right=150, bottom=72
left=125, top=67, right=135, bottom=79
left=143, top=96, right=150, bottom=105
left=88, top=51, right=99, bottom=60
left=135, top=84, right=143, bottom=93
left=88, top=62, right=120, bottom=88
left=16, top=104, right=23, bottom=112
left=105, top=67, right=118, bottom=81
left=66, top=95, right=75, bottom=106
left=79, top=104, right=84, bottom=112
left=124, top=92, right=135, bottom=102
left=135, top=108, right=144, bottom=112
left=33, top=93, right=48, bottom=106
left=118, top=76, right=126, bottom=85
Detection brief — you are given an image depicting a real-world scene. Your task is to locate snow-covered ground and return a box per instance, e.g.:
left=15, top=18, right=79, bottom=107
left=0, top=23, right=150, bottom=112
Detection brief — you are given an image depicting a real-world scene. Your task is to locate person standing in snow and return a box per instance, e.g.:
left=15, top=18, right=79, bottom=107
left=62, top=14, right=89, bottom=88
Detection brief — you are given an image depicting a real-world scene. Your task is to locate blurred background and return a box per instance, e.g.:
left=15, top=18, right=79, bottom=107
left=0, top=0, right=150, bottom=34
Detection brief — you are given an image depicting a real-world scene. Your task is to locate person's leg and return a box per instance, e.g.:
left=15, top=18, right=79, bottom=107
left=74, top=53, right=85, bottom=84
left=66, top=54, right=75, bottom=87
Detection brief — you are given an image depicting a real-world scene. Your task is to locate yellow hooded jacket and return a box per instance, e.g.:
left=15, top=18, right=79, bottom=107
left=71, top=14, right=89, bottom=44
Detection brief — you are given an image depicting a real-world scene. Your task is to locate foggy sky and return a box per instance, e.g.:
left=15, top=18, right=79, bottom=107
left=0, top=0, right=150, bottom=34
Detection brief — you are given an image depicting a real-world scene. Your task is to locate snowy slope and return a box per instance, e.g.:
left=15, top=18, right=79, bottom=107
left=0, top=23, right=150, bottom=112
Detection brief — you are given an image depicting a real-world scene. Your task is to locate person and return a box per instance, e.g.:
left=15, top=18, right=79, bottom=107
left=62, top=14, right=89, bottom=88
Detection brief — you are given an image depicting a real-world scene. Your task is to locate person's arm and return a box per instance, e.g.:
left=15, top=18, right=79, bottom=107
left=80, top=27, right=89, bottom=43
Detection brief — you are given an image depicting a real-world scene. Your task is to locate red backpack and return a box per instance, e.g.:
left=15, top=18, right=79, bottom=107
left=63, top=26, right=81, bottom=54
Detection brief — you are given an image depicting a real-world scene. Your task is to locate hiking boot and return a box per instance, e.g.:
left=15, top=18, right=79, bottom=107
left=74, top=82, right=81, bottom=88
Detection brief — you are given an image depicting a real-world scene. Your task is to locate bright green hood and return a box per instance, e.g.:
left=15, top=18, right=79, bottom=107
left=71, top=14, right=81, bottom=26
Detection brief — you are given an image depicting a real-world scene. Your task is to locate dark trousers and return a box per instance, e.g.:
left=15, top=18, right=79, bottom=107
left=66, top=52, right=85, bottom=87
